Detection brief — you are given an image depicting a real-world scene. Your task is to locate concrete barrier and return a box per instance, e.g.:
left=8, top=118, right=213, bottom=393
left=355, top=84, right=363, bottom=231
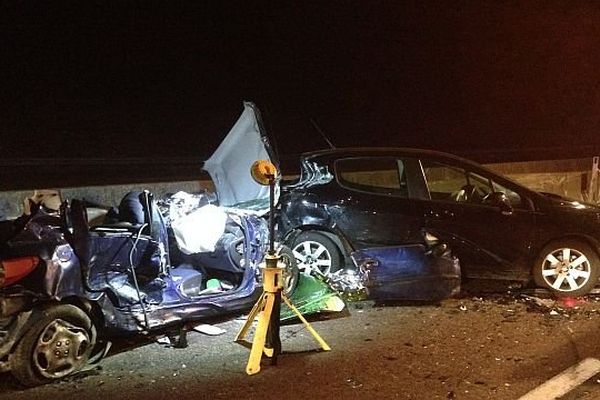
left=0, top=180, right=213, bottom=220
left=486, top=157, right=597, bottom=202
left=1, top=156, right=598, bottom=220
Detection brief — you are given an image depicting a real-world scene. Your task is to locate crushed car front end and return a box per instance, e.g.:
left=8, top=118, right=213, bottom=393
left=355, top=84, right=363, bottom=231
left=0, top=293, right=34, bottom=372
left=0, top=208, right=91, bottom=375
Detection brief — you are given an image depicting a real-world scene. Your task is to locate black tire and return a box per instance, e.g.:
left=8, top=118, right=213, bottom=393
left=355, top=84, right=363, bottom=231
left=291, top=231, right=342, bottom=277
left=10, top=304, right=96, bottom=387
left=533, top=240, right=600, bottom=297
left=277, top=245, right=300, bottom=296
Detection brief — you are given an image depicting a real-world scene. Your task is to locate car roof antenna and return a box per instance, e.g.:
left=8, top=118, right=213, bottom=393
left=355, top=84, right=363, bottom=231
left=310, top=118, right=336, bottom=149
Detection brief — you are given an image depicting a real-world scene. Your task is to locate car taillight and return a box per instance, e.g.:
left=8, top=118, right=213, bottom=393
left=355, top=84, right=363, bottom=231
left=0, top=256, right=39, bottom=287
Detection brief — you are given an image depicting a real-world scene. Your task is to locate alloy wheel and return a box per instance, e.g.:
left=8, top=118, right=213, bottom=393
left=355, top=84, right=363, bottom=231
left=292, top=240, right=333, bottom=276
left=540, top=247, right=592, bottom=292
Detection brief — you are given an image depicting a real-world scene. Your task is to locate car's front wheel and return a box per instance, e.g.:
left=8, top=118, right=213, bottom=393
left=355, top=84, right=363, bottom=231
left=10, top=304, right=97, bottom=387
left=291, top=231, right=342, bottom=277
left=278, top=245, right=300, bottom=296
left=533, top=240, right=600, bottom=297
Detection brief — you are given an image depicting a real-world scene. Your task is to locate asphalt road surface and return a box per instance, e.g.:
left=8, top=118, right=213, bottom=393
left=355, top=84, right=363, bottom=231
left=2, top=293, right=600, bottom=400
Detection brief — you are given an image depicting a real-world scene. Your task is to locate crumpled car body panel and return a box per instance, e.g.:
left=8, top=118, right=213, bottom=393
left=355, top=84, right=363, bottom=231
left=353, top=244, right=461, bottom=302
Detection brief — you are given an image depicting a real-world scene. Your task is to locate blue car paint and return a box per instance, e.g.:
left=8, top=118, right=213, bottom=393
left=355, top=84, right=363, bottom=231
left=353, top=244, right=460, bottom=301
left=0, top=195, right=269, bottom=343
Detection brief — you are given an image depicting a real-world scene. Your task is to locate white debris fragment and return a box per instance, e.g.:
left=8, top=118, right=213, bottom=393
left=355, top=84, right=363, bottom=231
left=193, top=324, right=227, bottom=336
left=156, top=337, right=171, bottom=345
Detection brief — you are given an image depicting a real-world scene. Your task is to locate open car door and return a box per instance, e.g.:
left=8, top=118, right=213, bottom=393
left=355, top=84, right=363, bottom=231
left=203, top=102, right=279, bottom=211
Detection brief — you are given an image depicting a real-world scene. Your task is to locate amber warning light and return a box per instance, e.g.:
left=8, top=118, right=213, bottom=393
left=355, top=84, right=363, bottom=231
left=0, top=257, right=39, bottom=287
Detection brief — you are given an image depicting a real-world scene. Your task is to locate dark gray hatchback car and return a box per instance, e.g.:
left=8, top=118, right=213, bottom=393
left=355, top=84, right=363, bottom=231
left=279, top=148, right=600, bottom=297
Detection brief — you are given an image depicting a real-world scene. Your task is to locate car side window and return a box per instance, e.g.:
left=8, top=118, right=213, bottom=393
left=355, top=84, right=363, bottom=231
left=335, top=157, right=408, bottom=197
left=421, top=161, right=493, bottom=204
left=422, top=161, right=468, bottom=201
left=421, top=160, right=524, bottom=208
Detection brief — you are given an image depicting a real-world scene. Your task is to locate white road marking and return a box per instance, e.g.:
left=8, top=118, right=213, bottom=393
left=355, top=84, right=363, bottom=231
left=518, top=357, right=600, bottom=400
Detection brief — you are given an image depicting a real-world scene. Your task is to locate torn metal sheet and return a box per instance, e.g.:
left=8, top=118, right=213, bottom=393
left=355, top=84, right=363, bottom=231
left=320, top=269, right=367, bottom=302
left=157, top=190, right=217, bottom=226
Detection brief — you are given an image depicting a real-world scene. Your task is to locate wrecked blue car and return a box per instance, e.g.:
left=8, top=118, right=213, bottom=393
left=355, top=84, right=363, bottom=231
left=0, top=103, right=309, bottom=386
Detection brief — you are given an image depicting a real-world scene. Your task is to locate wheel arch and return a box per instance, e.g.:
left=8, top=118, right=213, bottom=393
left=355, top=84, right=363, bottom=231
left=533, top=234, right=600, bottom=265
left=8, top=298, right=100, bottom=354
left=60, top=296, right=104, bottom=329
left=283, top=225, right=352, bottom=263
left=531, top=234, right=600, bottom=296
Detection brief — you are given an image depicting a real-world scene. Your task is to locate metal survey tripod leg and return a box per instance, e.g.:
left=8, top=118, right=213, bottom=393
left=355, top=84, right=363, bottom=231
left=245, top=291, right=277, bottom=375
left=235, top=265, right=331, bottom=375
left=281, top=293, right=331, bottom=351
left=234, top=260, right=284, bottom=374
left=266, top=289, right=282, bottom=365
left=235, top=292, right=268, bottom=346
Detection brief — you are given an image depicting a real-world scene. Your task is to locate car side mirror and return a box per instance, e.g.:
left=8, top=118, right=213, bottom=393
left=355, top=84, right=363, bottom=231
left=483, top=192, right=513, bottom=216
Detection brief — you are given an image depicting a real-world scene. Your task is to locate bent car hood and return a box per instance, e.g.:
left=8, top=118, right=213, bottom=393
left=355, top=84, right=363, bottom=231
left=203, top=102, right=278, bottom=210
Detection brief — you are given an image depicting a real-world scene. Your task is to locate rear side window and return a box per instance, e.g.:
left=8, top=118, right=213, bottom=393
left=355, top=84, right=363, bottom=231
left=335, top=157, right=408, bottom=197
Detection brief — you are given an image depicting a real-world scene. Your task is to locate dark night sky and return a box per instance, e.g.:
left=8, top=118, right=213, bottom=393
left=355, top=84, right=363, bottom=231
left=2, top=1, right=600, bottom=163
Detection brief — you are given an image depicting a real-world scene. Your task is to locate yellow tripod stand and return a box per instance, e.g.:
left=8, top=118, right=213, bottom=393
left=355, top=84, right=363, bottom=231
left=235, top=253, right=331, bottom=375
left=236, top=159, right=331, bottom=375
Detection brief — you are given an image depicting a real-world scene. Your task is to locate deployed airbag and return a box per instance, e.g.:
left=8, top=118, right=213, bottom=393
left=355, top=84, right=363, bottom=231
left=171, top=204, right=228, bottom=254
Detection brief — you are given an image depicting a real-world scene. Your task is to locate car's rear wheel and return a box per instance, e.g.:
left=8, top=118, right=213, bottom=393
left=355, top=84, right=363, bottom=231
left=533, top=240, right=600, bottom=297
left=291, top=231, right=342, bottom=277
left=10, top=304, right=96, bottom=387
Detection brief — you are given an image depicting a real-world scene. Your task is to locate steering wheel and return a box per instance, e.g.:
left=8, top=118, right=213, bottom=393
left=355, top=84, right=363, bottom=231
left=451, top=185, right=487, bottom=203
